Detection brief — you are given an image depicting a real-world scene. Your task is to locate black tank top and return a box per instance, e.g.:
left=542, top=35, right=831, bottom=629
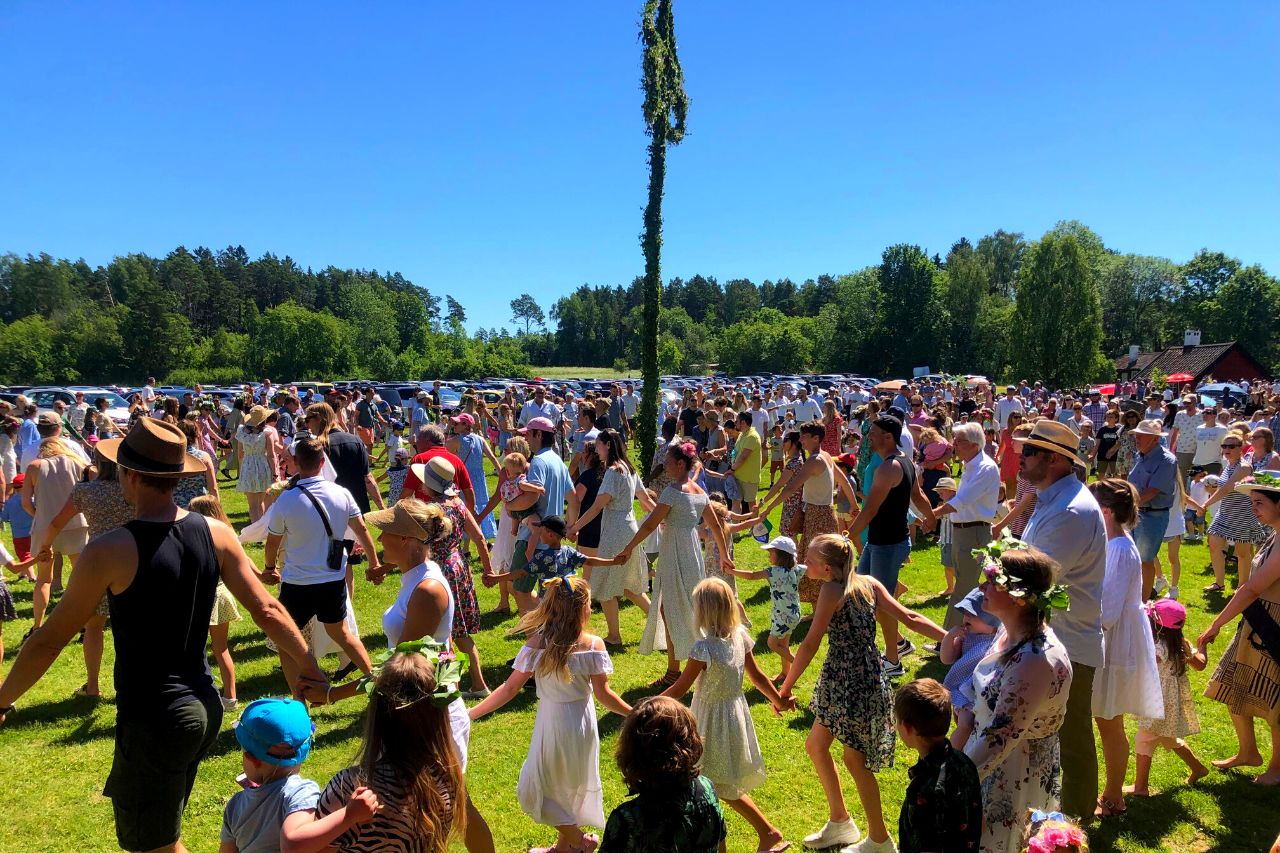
left=109, top=513, right=220, bottom=719
left=868, top=451, right=915, bottom=546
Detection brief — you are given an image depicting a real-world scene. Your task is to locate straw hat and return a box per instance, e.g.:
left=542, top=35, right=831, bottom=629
left=364, top=502, right=433, bottom=541
left=1021, top=420, right=1086, bottom=466
left=245, top=405, right=273, bottom=428
left=96, top=418, right=205, bottom=476
left=1234, top=472, right=1280, bottom=498
left=410, top=456, right=457, bottom=496
left=1130, top=419, right=1167, bottom=437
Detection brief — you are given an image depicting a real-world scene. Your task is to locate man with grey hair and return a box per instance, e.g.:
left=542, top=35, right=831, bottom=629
left=398, top=424, right=475, bottom=511
left=930, top=421, right=1001, bottom=629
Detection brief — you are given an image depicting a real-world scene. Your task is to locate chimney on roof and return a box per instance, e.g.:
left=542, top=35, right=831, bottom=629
left=1184, top=330, right=1201, bottom=349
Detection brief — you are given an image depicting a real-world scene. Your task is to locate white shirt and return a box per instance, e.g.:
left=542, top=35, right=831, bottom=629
left=622, top=393, right=640, bottom=417
left=139, top=384, right=156, bottom=405
left=947, top=451, right=1001, bottom=523
left=69, top=402, right=89, bottom=431
left=1192, top=424, right=1228, bottom=467
left=518, top=398, right=561, bottom=426
left=267, top=476, right=361, bottom=585
left=995, top=397, right=1024, bottom=429
left=784, top=397, right=822, bottom=423
left=749, top=407, right=771, bottom=437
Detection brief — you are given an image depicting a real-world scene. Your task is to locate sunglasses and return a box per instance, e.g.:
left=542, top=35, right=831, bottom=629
left=1221, top=442, right=1242, bottom=449
left=1020, top=446, right=1047, bottom=458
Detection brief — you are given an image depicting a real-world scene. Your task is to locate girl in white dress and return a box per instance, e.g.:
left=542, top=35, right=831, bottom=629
left=469, top=576, right=631, bottom=853
left=1087, top=479, right=1164, bottom=818
left=662, top=578, right=792, bottom=853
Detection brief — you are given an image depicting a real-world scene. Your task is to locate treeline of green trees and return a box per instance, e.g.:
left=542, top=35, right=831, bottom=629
left=0, top=247, right=532, bottom=385
left=3, top=220, right=1276, bottom=388
left=542, top=221, right=1280, bottom=388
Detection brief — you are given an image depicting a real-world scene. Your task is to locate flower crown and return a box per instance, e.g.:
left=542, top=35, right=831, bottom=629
left=1027, top=810, right=1087, bottom=852
left=972, top=532, right=1070, bottom=618
left=356, top=639, right=462, bottom=710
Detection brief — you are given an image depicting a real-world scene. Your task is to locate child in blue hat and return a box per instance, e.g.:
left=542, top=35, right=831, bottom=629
left=221, top=698, right=380, bottom=852
left=939, top=588, right=1000, bottom=749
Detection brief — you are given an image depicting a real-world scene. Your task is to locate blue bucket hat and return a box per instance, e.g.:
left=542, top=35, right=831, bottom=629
left=234, top=698, right=314, bottom=766
left=955, top=588, right=1000, bottom=629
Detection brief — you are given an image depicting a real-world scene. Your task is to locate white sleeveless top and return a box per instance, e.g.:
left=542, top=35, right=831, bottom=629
left=382, top=560, right=453, bottom=648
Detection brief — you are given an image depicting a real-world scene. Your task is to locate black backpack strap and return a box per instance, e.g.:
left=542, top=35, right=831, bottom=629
left=291, top=481, right=335, bottom=539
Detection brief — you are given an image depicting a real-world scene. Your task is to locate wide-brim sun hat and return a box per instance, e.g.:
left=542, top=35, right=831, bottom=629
left=1021, top=420, right=1087, bottom=467
left=96, top=418, right=205, bottom=476
left=245, top=405, right=272, bottom=428
left=364, top=502, right=431, bottom=541
left=1234, top=472, right=1280, bottom=497
left=410, top=456, right=457, bottom=496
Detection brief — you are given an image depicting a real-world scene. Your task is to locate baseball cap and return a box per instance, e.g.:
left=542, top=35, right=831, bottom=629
left=11, top=473, right=23, bottom=488
left=36, top=411, right=61, bottom=428
left=450, top=413, right=475, bottom=427
left=518, top=416, right=556, bottom=434
left=761, top=536, right=797, bottom=557
left=234, top=698, right=313, bottom=766
left=534, top=515, right=568, bottom=537
left=955, top=589, right=1000, bottom=629
left=1149, top=598, right=1187, bottom=630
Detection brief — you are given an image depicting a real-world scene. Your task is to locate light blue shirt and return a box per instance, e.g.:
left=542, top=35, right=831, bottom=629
left=16, top=418, right=40, bottom=469
left=518, top=398, right=561, bottom=427
left=516, top=447, right=572, bottom=543
left=220, top=774, right=320, bottom=853
left=1023, top=472, right=1106, bottom=668
left=1128, top=446, right=1178, bottom=511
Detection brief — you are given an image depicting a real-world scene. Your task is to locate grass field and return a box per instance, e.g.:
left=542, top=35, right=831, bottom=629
left=527, top=367, right=641, bottom=380
left=1, top=453, right=1278, bottom=852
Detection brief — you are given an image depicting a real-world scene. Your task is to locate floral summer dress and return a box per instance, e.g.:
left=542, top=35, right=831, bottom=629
left=962, top=629, right=1073, bottom=853
left=429, top=498, right=480, bottom=639
left=690, top=627, right=767, bottom=800
left=810, top=592, right=895, bottom=771
left=235, top=426, right=272, bottom=493
left=591, top=468, right=649, bottom=601
left=778, top=455, right=805, bottom=534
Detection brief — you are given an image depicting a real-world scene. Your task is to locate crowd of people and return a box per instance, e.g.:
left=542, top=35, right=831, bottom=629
left=0, top=372, right=1279, bottom=853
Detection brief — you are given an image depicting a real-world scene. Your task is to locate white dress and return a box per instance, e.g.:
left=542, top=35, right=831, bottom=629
left=514, top=645, right=612, bottom=828
left=690, top=626, right=767, bottom=800
left=590, top=468, right=649, bottom=601
left=640, top=486, right=708, bottom=660
left=1092, top=535, right=1164, bottom=720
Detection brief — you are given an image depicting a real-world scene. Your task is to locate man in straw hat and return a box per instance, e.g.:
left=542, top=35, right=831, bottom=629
left=1127, top=419, right=1179, bottom=600
left=0, top=418, right=328, bottom=853
left=1018, top=418, right=1107, bottom=818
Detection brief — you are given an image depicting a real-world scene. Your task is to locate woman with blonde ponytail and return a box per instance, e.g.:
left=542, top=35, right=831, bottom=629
left=780, top=533, right=946, bottom=851
left=470, top=577, right=631, bottom=853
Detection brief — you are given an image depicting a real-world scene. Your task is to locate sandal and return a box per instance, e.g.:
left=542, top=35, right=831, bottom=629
left=73, top=684, right=102, bottom=699
left=1095, top=796, right=1127, bottom=818
left=648, top=671, right=680, bottom=690
left=1203, top=582, right=1226, bottom=594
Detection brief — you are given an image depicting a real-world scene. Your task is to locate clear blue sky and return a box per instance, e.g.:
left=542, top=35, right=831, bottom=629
left=3, top=2, right=1277, bottom=332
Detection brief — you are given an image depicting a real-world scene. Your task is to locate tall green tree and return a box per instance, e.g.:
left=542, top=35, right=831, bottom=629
left=1012, top=229, right=1105, bottom=388
left=509, top=293, right=545, bottom=334
left=638, top=0, right=689, bottom=468
left=872, top=245, right=946, bottom=376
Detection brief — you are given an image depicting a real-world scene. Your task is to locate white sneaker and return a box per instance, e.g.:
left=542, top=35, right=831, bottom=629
left=853, top=836, right=897, bottom=853
left=220, top=696, right=239, bottom=713
left=803, top=819, right=861, bottom=848
left=1168, top=585, right=1180, bottom=601
left=1153, top=577, right=1169, bottom=595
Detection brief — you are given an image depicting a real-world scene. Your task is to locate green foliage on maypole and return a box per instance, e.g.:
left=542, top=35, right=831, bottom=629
left=637, top=0, right=689, bottom=472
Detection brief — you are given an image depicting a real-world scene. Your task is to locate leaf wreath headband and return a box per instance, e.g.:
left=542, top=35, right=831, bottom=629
left=972, top=532, right=1070, bottom=619
left=356, top=639, right=462, bottom=710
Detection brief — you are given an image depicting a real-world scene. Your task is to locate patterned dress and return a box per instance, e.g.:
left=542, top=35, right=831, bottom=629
left=599, top=777, right=726, bottom=853
left=962, top=629, right=1073, bottom=853
left=428, top=498, right=480, bottom=639
left=1206, top=537, right=1280, bottom=725
left=1138, top=642, right=1199, bottom=738
left=173, top=447, right=211, bottom=509
left=640, top=486, right=708, bottom=661
left=591, top=467, right=649, bottom=601
left=73, top=480, right=134, bottom=617
left=235, top=426, right=272, bottom=493
left=778, top=455, right=805, bottom=535
left=811, top=592, right=895, bottom=771
left=690, top=627, right=767, bottom=800
left=1208, top=461, right=1271, bottom=545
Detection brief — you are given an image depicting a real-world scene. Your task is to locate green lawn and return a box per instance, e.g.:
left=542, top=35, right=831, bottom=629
left=528, top=366, right=641, bottom=380
left=0, top=459, right=1276, bottom=852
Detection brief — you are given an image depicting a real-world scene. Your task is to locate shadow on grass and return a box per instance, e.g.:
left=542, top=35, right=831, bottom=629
left=1089, top=772, right=1278, bottom=852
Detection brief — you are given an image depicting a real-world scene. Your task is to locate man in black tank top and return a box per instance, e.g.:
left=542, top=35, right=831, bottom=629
left=0, top=419, right=328, bottom=853
left=845, top=415, right=937, bottom=678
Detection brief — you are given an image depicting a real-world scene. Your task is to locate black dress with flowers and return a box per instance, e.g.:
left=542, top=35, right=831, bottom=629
left=810, top=593, right=895, bottom=770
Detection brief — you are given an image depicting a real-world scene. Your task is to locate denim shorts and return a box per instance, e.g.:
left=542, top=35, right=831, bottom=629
left=857, top=538, right=913, bottom=592
left=1133, top=509, right=1169, bottom=562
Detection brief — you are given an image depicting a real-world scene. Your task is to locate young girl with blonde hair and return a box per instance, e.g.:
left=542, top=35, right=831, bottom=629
left=662, top=578, right=792, bottom=852
left=469, top=577, right=631, bottom=853
left=780, top=533, right=946, bottom=851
